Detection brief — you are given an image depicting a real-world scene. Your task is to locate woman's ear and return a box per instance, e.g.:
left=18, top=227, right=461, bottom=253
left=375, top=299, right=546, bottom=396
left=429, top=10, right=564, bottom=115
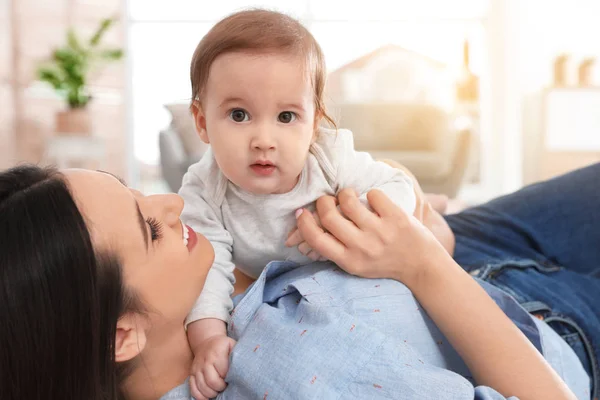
left=115, top=313, right=147, bottom=362
left=191, top=101, right=210, bottom=144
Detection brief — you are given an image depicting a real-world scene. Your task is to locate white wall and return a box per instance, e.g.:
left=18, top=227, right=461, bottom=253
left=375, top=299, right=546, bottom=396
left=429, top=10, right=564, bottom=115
left=479, top=0, right=600, bottom=199
left=517, top=0, right=600, bottom=184
left=517, top=0, right=600, bottom=94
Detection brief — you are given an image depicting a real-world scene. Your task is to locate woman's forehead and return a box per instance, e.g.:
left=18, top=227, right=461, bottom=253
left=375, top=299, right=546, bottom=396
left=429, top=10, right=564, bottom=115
left=64, top=169, right=124, bottom=211
left=63, top=169, right=141, bottom=249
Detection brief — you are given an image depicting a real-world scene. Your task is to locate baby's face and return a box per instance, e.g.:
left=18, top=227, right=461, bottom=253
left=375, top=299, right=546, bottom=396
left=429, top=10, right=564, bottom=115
left=194, top=51, right=316, bottom=195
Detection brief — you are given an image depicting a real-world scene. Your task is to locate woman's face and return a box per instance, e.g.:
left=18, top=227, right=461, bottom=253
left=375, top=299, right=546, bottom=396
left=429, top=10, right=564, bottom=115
left=64, top=169, right=214, bottom=325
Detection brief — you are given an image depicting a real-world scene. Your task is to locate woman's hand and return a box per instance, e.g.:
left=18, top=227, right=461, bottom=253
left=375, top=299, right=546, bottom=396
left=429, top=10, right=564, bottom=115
left=296, top=188, right=450, bottom=286
left=285, top=210, right=328, bottom=262
left=298, top=187, right=575, bottom=400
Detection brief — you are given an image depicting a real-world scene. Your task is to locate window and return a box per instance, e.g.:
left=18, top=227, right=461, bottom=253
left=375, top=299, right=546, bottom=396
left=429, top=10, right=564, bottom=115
left=129, top=22, right=212, bottom=164
left=127, top=0, right=489, bottom=193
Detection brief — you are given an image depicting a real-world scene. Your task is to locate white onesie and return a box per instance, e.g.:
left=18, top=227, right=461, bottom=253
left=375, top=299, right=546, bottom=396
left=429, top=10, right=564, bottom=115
left=179, top=128, right=416, bottom=324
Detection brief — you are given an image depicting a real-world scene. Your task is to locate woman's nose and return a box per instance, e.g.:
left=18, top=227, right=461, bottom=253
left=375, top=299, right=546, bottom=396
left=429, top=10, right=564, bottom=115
left=146, top=193, right=184, bottom=227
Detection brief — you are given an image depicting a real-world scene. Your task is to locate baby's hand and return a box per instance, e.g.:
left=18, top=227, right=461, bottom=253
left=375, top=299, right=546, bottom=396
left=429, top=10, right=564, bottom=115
left=285, top=209, right=328, bottom=262
left=189, top=334, right=236, bottom=400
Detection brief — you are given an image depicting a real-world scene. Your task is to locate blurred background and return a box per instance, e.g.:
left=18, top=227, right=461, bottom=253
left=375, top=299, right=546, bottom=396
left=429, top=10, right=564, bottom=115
left=1, top=0, right=599, bottom=206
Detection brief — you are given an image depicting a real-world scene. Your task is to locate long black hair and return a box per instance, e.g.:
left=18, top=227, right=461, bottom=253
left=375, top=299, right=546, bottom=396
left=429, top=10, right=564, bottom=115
left=0, top=165, right=141, bottom=400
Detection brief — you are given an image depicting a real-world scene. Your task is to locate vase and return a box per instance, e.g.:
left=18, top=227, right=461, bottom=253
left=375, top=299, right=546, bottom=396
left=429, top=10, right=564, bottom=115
left=578, top=58, right=596, bottom=87
left=55, top=108, right=92, bottom=135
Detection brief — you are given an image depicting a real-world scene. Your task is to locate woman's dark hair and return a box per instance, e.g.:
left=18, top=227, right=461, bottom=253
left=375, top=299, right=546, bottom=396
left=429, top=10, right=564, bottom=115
left=0, top=165, right=141, bottom=400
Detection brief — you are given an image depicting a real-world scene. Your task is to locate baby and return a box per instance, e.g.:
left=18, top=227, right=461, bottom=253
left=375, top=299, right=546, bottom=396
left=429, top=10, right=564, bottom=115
left=179, top=9, right=416, bottom=400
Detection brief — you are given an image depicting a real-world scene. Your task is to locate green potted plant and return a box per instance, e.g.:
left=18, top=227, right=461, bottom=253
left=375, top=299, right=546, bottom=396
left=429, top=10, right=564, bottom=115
left=37, top=17, right=123, bottom=135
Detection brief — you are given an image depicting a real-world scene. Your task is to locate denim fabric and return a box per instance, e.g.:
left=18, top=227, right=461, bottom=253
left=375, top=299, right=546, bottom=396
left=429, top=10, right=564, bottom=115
left=213, top=261, right=587, bottom=400
left=446, top=162, right=600, bottom=400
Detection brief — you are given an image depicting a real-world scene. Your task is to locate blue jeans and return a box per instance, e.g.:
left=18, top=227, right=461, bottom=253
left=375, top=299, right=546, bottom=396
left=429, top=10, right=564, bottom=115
left=446, top=163, right=600, bottom=399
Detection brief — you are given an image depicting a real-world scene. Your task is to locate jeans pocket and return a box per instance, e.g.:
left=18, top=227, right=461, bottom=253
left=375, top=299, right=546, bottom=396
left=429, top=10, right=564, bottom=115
left=519, top=301, right=597, bottom=397
left=562, top=333, right=586, bottom=352
left=469, top=260, right=563, bottom=303
left=544, top=314, right=597, bottom=399
left=520, top=300, right=552, bottom=315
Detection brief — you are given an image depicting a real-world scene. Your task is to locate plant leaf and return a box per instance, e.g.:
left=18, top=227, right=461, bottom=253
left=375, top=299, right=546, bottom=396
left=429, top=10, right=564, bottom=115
left=67, top=29, right=85, bottom=54
left=89, top=18, right=113, bottom=47
left=37, top=15, right=121, bottom=108
left=53, top=48, right=79, bottom=65
left=37, top=67, right=65, bottom=91
left=67, top=88, right=90, bottom=108
left=98, top=48, right=123, bottom=60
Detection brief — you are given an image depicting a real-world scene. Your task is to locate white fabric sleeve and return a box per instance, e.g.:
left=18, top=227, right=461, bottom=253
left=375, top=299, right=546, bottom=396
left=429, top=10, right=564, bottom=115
left=334, top=129, right=416, bottom=215
left=178, top=172, right=235, bottom=326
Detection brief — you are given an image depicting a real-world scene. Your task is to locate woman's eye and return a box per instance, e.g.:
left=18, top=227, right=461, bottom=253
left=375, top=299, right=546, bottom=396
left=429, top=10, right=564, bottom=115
left=229, top=109, right=249, bottom=123
left=146, top=217, right=163, bottom=242
left=278, top=111, right=296, bottom=124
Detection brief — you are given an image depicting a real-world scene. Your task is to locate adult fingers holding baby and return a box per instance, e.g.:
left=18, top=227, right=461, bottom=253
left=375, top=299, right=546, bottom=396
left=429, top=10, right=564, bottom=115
left=286, top=159, right=453, bottom=265
left=296, top=188, right=451, bottom=287
left=285, top=210, right=328, bottom=262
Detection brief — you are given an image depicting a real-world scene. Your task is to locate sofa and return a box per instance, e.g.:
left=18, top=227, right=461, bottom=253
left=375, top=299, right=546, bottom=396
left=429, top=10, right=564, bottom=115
left=159, top=103, right=472, bottom=197
left=334, top=103, right=472, bottom=198
left=159, top=104, right=209, bottom=192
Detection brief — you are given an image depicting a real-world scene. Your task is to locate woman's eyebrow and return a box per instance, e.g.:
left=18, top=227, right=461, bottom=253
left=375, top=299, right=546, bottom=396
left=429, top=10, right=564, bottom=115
left=96, top=170, right=149, bottom=250
left=96, top=170, right=127, bottom=186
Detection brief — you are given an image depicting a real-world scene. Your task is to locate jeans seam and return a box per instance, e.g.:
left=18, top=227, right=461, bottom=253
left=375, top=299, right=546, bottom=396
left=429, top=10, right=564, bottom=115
left=478, top=266, right=525, bottom=303
left=563, top=333, right=581, bottom=346
left=491, top=282, right=525, bottom=304
left=520, top=301, right=552, bottom=314
left=492, top=259, right=562, bottom=275
left=545, top=315, right=599, bottom=399
left=478, top=261, right=562, bottom=304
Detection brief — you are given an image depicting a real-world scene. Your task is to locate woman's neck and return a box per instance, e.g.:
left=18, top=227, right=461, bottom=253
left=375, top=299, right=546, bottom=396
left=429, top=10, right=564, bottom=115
left=122, top=324, right=192, bottom=400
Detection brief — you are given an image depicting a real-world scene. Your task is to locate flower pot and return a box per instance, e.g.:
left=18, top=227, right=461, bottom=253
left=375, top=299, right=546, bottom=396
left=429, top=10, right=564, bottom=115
left=55, top=109, right=92, bottom=135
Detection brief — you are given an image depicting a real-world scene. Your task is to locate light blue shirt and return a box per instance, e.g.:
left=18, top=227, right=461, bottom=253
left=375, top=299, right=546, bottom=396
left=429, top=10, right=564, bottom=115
left=161, top=261, right=589, bottom=400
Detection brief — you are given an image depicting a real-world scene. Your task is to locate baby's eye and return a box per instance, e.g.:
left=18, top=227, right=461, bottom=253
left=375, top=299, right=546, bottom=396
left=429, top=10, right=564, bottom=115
left=278, top=111, right=297, bottom=124
left=229, top=109, right=250, bottom=123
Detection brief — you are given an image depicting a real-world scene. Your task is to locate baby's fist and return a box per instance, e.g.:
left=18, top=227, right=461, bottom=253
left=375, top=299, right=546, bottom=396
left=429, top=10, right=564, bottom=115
left=189, top=335, right=236, bottom=400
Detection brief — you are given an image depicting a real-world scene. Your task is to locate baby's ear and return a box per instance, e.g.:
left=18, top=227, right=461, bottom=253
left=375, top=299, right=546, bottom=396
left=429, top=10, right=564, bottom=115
left=191, top=101, right=209, bottom=144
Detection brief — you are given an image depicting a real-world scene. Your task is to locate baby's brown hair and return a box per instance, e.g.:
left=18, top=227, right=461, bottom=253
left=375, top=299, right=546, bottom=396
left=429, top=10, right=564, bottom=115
left=189, top=9, right=336, bottom=128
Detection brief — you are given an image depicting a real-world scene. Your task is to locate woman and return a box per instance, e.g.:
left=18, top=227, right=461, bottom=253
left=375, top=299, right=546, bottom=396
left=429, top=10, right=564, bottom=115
left=0, top=166, right=213, bottom=399
left=0, top=163, right=595, bottom=399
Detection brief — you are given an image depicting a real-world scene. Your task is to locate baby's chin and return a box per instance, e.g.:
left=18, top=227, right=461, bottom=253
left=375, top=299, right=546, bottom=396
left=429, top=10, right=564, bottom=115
left=245, top=179, right=299, bottom=196
left=236, top=181, right=284, bottom=196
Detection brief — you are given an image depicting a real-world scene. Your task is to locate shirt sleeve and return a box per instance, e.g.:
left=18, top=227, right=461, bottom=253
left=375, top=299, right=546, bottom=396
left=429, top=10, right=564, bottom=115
left=330, top=129, right=416, bottom=215
left=178, top=169, right=235, bottom=325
